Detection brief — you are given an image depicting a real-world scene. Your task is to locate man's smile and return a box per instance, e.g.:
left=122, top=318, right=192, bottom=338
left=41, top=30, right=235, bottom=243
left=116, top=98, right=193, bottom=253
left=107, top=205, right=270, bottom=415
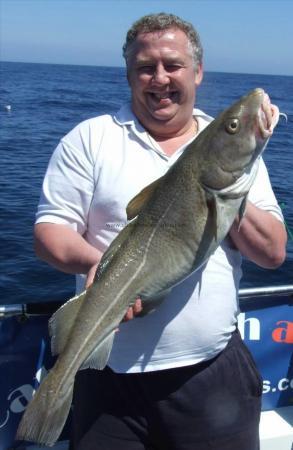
left=147, top=91, right=179, bottom=106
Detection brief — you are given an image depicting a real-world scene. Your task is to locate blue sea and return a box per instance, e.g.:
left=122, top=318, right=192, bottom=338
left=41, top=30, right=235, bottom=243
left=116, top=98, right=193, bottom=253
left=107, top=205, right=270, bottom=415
left=1, top=61, right=293, bottom=305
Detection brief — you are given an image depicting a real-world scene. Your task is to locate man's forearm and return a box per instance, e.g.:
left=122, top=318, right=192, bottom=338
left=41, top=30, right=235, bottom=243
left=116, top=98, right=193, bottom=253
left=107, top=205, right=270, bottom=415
left=34, top=223, right=102, bottom=274
left=229, top=202, right=287, bottom=269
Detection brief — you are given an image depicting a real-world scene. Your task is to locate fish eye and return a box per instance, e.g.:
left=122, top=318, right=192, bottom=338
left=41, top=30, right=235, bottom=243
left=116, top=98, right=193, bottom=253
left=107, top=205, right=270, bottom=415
left=225, top=118, right=240, bottom=134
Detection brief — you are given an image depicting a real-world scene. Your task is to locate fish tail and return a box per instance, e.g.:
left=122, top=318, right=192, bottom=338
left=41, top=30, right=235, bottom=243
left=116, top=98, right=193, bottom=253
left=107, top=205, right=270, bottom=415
left=16, top=370, right=74, bottom=447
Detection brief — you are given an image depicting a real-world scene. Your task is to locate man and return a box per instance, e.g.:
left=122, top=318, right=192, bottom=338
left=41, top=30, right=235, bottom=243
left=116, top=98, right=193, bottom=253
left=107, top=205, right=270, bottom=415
left=34, top=13, right=286, bottom=450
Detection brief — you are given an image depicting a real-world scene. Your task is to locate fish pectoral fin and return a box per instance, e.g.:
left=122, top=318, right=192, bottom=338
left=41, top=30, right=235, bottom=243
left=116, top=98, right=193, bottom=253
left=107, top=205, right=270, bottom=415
left=208, top=190, right=248, bottom=243
left=210, top=192, right=248, bottom=239
left=206, top=191, right=218, bottom=241
left=238, top=195, right=248, bottom=230
left=218, top=191, right=248, bottom=231
left=80, top=330, right=116, bottom=371
left=49, top=291, right=87, bottom=356
left=126, top=176, right=164, bottom=220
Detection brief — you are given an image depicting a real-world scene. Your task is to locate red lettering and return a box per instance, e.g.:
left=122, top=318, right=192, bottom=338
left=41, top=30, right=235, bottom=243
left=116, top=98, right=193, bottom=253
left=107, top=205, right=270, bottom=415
left=272, top=321, right=293, bottom=343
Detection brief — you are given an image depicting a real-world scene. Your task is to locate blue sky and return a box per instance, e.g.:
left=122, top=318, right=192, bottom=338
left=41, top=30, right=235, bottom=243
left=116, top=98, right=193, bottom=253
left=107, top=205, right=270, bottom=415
left=1, top=0, right=293, bottom=75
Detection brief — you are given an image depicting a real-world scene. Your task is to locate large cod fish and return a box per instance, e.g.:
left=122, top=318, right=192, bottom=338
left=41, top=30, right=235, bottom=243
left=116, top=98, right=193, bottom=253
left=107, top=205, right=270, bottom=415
left=17, top=88, right=279, bottom=446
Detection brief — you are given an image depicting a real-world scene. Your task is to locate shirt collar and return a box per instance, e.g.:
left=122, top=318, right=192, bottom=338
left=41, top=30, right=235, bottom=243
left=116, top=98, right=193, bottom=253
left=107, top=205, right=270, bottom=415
left=114, top=103, right=213, bottom=129
left=113, top=103, right=213, bottom=159
left=113, top=103, right=140, bottom=127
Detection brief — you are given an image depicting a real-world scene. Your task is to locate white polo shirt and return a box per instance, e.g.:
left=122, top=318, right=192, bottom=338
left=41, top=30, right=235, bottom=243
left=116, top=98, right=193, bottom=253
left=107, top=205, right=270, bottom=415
left=36, top=103, right=283, bottom=373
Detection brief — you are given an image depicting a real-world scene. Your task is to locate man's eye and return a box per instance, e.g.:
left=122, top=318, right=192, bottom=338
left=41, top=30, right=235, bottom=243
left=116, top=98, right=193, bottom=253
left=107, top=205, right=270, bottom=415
left=138, top=66, right=154, bottom=73
left=166, top=64, right=181, bottom=70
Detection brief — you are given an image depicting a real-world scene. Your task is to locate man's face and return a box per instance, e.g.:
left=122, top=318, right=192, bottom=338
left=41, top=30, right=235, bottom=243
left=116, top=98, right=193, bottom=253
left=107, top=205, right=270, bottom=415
left=126, top=28, right=203, bottom=136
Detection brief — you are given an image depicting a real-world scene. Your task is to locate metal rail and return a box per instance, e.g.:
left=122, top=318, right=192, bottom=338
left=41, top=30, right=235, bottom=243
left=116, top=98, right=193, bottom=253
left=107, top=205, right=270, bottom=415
left=239, top=284, right=293, bottom=299
left=0, top=304, right=26, bottom=317
left=1, top=284, right=293, bottom=318
left=0, top=302, right=61, bottom=318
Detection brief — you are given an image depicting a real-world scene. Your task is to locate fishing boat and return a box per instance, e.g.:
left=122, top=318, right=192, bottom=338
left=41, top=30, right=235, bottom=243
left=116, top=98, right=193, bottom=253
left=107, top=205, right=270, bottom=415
left=0, top=284, right=292, bottom=450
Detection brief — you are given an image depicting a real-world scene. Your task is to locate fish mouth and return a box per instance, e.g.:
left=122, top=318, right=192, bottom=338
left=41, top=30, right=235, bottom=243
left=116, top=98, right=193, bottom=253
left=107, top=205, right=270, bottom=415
left=258, top=90, right=279, bottom=139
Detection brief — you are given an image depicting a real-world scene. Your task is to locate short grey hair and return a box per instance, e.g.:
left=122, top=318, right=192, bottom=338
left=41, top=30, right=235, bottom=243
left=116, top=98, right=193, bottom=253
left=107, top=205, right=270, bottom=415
left=123, top=13, right=203, bottom=69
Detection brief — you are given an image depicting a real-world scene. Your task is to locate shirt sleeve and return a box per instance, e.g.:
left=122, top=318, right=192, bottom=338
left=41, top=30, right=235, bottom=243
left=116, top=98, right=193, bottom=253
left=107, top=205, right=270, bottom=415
left=35, top=121, right=95, bottom=235
left=247, top=157, right=284, bottom=223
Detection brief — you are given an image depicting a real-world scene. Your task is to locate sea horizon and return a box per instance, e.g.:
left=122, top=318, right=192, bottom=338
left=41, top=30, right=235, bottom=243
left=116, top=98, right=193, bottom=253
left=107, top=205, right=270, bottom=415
left=1, top=59, right=292, bottom=78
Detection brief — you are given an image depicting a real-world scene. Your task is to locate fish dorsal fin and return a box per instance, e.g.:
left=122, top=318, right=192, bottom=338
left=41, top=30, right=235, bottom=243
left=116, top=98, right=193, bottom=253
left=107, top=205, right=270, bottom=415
left=49, top=290, right=87, bottom=356
left=80, top=330, right=117, bottom=371
left=126, top=176, right=163, bottom=220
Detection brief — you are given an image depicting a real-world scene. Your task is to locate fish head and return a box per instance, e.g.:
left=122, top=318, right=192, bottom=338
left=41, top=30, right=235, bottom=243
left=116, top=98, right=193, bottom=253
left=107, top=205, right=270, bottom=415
left=199, top=88, right=280, bottom=190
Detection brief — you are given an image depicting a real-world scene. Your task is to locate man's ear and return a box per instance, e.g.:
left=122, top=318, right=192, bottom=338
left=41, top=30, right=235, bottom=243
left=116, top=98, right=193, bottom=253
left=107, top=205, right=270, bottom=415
left=195, top=63, right=203, bottom=87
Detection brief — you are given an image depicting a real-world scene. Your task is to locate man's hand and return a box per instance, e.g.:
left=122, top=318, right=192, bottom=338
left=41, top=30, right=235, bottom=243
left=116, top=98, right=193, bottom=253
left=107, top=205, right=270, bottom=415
left=86, top=263, right=143, bottom=322
left=85, top=263, right=99, bottom=289
left=123, top=298, right=143, bottom=321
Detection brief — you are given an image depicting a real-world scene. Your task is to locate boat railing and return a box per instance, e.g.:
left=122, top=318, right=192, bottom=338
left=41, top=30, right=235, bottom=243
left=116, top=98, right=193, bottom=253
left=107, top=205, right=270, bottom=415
left=239, top=284, right=293, bottom=298
left=1, top=284, right=293, bottom=318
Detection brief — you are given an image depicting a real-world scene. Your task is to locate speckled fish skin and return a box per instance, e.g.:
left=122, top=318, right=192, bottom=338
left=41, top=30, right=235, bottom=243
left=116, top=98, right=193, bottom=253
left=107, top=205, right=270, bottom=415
left=16, top=88, right=277, bottom=446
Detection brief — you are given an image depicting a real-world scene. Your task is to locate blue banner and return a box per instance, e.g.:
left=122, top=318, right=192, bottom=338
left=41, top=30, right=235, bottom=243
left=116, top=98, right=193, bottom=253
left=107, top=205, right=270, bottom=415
left=0, top=298, right=292, bottom=449
left=239, top=303, right=293, bottom=411
left=0, top=315, right=69, bottom=450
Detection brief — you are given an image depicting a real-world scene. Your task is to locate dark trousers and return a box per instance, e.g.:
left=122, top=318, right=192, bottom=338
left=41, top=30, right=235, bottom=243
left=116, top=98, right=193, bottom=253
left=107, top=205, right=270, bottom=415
left=70, top=330, right=262, bottom=450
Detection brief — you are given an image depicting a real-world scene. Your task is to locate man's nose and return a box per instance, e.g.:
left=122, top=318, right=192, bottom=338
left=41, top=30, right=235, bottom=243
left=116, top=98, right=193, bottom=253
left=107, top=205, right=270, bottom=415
left=152, top=64, right=169, bottom=85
